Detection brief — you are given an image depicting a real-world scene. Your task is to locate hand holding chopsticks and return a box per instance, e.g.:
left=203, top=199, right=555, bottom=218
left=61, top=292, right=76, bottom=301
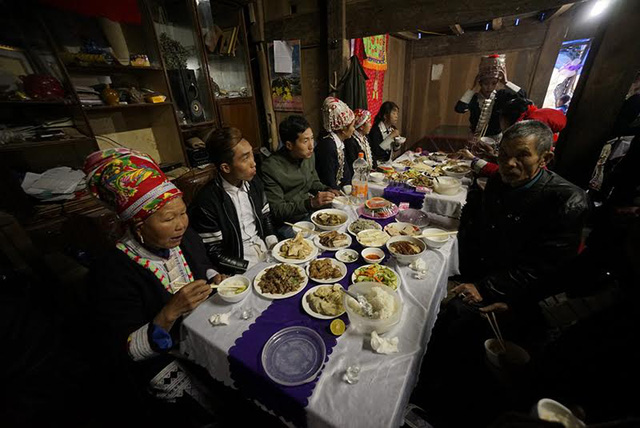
left=485, top=311, right=507, bottom=353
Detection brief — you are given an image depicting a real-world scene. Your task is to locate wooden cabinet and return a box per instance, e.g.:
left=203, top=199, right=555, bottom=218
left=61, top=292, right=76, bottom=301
left=218, top=97, right=262, bottom=148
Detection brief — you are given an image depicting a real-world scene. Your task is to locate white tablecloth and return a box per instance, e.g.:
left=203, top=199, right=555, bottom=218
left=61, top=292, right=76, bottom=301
left=370, top=152, right=469, bottom=219
left=180, top=210, right=460, bottom=428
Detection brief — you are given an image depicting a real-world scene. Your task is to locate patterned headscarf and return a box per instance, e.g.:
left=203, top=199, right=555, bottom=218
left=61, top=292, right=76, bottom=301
left=478, top=54, right=506, bottom=81
left=353, top=108, right=372, bottom=130
left=84, top=148, right=182, bottom=222
left=322, top=97, right=355, bottom=132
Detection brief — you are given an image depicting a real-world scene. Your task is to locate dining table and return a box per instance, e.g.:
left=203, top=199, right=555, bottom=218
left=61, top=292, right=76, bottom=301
left=180, top=206, right=460, bottom=428
left=368, top=151, right=470, bottom=220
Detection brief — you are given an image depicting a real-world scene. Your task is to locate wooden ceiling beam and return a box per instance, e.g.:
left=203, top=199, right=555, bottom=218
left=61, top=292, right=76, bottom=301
left=263, top=0, right=576, bottom=44
left=345, top=0, right=576, bottom=39
left=411, top=21, right=549, bottom=59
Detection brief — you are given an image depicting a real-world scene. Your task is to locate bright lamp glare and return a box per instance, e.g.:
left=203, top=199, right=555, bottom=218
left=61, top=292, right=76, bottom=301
left=590, top=0, right=611, bottom=18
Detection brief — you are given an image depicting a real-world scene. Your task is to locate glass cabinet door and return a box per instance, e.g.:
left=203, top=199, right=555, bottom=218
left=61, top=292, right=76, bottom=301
left=196, top=0, right=253, bottom=100
left=147, top=0, right=214, bottom=125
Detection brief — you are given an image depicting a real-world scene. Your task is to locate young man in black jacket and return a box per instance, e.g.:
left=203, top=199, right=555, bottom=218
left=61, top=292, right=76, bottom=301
left=189, top=127, right=277, bottom=274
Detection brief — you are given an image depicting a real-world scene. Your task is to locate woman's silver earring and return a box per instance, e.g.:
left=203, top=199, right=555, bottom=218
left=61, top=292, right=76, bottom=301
left=138, top=233, right=145, bottom=245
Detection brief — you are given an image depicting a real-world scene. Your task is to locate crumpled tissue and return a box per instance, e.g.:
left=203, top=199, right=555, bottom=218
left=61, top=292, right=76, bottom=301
left=371, top=331, right=399, bottom=354
left=410, top=258, right=427, bottom=272
left=209, top=312, right=231, bottom=326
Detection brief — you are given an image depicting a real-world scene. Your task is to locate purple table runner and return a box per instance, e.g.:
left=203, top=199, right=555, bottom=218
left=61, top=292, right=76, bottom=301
left=383, top=185, right=426, bottom=209
left=227, top=216, right=397, bottom=426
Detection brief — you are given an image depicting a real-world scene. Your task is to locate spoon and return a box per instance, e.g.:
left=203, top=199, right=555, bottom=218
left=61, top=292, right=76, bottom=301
left=341, top=287, right=373, bottom=317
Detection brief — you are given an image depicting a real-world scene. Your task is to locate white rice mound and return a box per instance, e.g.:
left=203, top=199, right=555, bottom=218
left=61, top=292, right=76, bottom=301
left=350, top=286, right=395, bottom=319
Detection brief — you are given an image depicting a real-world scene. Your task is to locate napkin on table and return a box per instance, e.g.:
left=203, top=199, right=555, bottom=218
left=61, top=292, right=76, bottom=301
left=209, top=312, right=231, bottom=326
left=371, top=331, right=399, bottom=354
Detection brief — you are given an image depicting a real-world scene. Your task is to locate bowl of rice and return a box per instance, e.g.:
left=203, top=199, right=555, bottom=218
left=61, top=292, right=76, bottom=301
left=343, top=282, right=403, bottom=334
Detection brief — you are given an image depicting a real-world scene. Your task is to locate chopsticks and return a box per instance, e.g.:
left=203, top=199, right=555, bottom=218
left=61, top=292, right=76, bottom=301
left=421, top=231, right=458, bottom=238
left=485, top=312, right=507, bottom=353
left=174, top=281, right=244, bottom=290
left=285, top=221, right=319, bottom=235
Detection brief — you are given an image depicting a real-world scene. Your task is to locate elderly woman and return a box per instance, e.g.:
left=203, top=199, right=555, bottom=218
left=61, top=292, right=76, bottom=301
left=315, top=96, right=356, bottom=190
left=84, top=148, right=225, bottom=408
left=345, top=108, right=376, bottom=171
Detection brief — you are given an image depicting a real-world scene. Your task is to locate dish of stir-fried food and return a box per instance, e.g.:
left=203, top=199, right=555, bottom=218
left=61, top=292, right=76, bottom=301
left=318, top=231, right=349, bottom=248
left=313, top=212, right=345, bottom=226
left=389, top=241, right=422, bottom=255
left=309, top=259, right=342, bottom=280
left=256, top=264, right=305, bottom=295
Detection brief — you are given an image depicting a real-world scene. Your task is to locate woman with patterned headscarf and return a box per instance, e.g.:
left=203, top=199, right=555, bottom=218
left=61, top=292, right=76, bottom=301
left=84, top=148, right=225, bottom=408
left=345, top=108, right=376, bottom=171
left=315, top=96, right=356, bottom=190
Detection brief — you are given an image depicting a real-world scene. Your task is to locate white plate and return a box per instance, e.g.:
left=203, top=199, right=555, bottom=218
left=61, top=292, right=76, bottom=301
left=406, top=178, right=434, bottom=189
left=351, top=264, right=401, bottom=291
left=301, top=285, right=346, bottom=320
left=306, top=258, right=347, bottom=283
left=384, top=222, right=422, bottom=237
left=253, top=263, right=308, bottom=299
left=313, top=232, right=352, bottom=251
left=271, top=238, right=318, bottom=264
left=347, top=219, right=383, bottom=236
left=356, top=229, right=390, bottom=247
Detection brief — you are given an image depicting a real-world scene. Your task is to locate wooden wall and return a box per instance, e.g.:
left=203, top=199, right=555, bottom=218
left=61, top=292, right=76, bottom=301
left=383, top=36, right=407, bottom=128
left=404, top=48, right=540, bottom=143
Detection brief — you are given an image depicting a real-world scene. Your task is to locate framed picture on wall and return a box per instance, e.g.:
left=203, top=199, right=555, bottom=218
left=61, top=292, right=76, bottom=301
left=267, top=40, right=304, bottom=112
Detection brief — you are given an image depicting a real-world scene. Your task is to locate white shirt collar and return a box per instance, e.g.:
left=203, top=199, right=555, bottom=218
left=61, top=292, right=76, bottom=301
left=379, top=121, right=391, bottom=136
left=221, top=176, right=248, bottom=194
left=329, top=132, right=344, bottom=150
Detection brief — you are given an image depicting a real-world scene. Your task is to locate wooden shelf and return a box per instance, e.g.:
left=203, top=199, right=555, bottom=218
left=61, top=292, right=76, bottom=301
left=82, top=102, right=173, bottom=112
left=0, top=99, right=75, bottom=106
left=0, top=136, right=95, bottom=151
left=65, top=64, right=163, bottom=74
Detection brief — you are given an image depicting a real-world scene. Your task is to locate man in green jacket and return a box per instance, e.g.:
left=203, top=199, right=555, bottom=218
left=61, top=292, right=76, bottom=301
left=262, top=115, right=339, bottom=238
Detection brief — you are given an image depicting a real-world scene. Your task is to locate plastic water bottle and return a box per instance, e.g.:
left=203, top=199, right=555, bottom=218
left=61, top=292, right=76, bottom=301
left=352, top=152, right=370, bottom=205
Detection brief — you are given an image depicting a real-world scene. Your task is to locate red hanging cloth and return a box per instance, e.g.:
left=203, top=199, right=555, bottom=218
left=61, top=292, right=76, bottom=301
left=39, top=0, right=142, bottom=25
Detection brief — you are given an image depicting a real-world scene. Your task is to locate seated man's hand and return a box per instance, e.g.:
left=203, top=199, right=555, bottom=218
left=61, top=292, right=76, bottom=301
left=210, top=273, right=227, bottom=285
left=311, top=191, right=335, bottom=208
left=452, top=283, right=483, bottom=304
left=328, top=189, right=342, bottom=197
left=458, top=149, right=475, bottom=160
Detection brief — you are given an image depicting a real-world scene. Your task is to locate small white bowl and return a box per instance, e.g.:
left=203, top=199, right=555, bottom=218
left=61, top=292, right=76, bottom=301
left=535, top=398, right=585, bottom=428
left=331, top=195, right=355, bottom=210
left=294, top=221, right=315, bottom=238
left=217, top=275, right=251, bottom=303
left=311, top=208, right=348, bottom=231
left=336, top=248, right=359, bottom=264
left=386, top=236, right=426, bottom=264
left=433, top=176, right=462, bottom=195
left=484, top=339, right=531, bottom=369
left=421, top=227, right=450, bottom=249
left=361, top=247, right=385, bottom=264
left=369, top=172, right=385, bottom=183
